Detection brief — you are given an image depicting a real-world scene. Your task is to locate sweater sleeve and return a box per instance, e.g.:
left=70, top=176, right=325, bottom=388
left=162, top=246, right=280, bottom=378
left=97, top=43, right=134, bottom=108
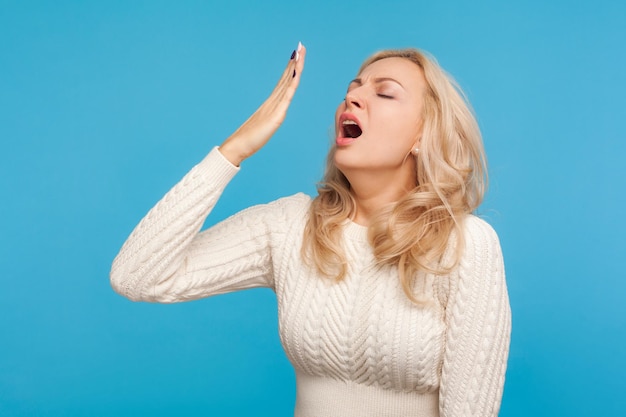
left=110, top=147, right=306, bottom=303
left=439, top=217, right=512, bottom=417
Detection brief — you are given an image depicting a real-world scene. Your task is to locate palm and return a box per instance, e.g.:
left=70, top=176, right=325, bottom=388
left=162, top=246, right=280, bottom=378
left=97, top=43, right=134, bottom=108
left=220, top=45, right=307, bottom=166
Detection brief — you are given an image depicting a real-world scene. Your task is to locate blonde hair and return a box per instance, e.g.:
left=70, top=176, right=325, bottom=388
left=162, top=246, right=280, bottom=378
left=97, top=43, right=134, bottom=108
left=302, top=48, right=487, bottom=304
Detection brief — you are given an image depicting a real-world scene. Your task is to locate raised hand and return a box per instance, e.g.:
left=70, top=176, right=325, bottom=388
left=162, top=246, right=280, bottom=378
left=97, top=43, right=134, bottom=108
left=219, top=42, right=307, bottom=166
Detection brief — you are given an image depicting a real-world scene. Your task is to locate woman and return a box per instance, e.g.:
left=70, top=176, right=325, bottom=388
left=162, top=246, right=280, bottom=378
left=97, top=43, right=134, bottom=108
left=111, top=43, right=511, bottom=416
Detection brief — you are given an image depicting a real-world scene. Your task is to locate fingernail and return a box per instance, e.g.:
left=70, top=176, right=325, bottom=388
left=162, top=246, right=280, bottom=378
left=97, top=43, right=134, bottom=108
left=296, top=42, right=303, bottom=62
left=293, top=69, right=296, bottom=78
left=290, top=50, right=296, bottom=60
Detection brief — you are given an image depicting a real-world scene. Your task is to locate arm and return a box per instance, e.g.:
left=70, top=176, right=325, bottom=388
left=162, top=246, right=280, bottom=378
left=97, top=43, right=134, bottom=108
left=110, top=43, right=307, bottom=302
left=110, top=148, right=275, bottom=302
left=439, top=217, right=512, bottom=417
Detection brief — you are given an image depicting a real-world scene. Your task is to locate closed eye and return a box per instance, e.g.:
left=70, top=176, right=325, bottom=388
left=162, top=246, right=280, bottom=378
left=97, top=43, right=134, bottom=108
left=377, top=94, right=394, bottom=99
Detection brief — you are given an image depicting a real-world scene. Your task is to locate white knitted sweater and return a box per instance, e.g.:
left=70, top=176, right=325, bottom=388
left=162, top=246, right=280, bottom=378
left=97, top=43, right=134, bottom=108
left=111, top=148, right=511, bottom=417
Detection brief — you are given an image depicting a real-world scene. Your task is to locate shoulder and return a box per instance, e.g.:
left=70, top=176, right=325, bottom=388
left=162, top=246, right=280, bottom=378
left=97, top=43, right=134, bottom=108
left=445, top=215, right=501, bottom=255
left=462, top=215, right=501, bottom=245
left=267, top=192, right=312, bottom=208
left=235, top=192, right=312, bottom=226
left=457, top=215, right=504, bottom=270
left=263, top=192, right=312, bottom=216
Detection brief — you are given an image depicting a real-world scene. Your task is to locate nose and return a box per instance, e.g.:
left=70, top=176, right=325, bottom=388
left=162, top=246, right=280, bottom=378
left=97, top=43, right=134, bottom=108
left=345, top=90, right=363, bottom=109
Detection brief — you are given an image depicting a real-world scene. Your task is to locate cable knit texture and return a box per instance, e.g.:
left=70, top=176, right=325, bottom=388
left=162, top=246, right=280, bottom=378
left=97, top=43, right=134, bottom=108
left=110, top=147, right=512, bottom=417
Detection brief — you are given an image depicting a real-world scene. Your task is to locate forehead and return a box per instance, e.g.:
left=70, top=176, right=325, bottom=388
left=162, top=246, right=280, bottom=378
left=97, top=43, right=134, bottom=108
left=358, top=57, right=425, bottom=91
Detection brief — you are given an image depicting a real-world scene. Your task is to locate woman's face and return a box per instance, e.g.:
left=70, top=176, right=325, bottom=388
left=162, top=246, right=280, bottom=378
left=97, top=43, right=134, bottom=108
left=334, top=57, right=426, bottom=178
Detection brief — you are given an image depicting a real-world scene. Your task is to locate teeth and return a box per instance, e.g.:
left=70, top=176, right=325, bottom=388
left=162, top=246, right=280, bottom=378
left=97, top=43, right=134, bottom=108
left=342, top=120, right=358, bottom=125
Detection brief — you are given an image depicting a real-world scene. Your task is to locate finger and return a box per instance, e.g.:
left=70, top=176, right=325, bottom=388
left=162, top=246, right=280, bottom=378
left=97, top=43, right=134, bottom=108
left=275, top=42, right=307, bottom=96
left=271, top=43, right=306, bottom=105
left=270, top=46, right=300, bottom=97
left=253, top=43, right=306, bottom=122
left=258, top=44, right=304, bottom=120
left=293, top=42, right=306, bottom=79
left=279, top=43, right=306, bottom=104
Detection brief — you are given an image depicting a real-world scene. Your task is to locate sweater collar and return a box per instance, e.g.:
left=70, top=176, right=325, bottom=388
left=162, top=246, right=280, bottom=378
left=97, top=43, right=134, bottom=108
left=343, top=220, right=369, bottom=242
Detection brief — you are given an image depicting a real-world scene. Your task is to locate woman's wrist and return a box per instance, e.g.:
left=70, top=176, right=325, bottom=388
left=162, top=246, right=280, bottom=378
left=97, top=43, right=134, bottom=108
left=218, top=139, right=247, bottom=167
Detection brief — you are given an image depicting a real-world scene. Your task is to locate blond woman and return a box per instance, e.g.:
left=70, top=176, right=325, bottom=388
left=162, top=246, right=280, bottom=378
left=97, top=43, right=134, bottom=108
left=111, top=43, right=511, bottom=417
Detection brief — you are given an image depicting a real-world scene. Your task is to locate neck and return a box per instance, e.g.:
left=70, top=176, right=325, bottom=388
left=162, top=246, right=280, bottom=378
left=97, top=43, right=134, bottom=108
left=344, top=168, right=416, bottom=226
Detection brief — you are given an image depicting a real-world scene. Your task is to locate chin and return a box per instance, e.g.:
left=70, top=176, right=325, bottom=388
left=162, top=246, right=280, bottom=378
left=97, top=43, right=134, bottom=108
left=333, top=150, right=368, bottom=175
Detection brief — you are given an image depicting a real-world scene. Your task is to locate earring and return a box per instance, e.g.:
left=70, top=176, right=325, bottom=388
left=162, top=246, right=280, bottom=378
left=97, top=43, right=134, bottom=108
left=411, top=147, right=420, bottom=155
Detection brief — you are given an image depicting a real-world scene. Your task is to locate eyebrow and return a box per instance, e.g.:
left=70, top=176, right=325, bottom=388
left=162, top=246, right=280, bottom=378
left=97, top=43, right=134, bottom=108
left=349, top=77, right=405, bottom=89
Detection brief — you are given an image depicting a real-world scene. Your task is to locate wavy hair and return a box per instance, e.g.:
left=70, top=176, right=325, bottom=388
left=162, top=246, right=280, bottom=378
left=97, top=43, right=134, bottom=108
left=302, top=48, right=487, bottom=304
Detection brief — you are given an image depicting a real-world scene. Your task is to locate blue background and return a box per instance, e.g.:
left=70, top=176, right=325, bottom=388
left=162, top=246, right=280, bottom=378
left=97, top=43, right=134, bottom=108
left=1, top=0, right=624, bottom=416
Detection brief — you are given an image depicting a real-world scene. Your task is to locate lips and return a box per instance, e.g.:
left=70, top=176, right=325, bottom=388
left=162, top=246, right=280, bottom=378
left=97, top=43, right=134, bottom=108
left=336, top=113, right=363, bottom=146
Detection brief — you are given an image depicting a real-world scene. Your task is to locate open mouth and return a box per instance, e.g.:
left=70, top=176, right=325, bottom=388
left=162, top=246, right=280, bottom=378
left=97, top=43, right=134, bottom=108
left=341, top=119, right=362, bottom=139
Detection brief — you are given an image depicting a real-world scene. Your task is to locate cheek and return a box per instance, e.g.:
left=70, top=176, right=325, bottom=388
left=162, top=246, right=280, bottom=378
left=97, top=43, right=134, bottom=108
left=393, top=113, right=422, bottom=145
left=335, top=100, right=346, bottom=117
left=334, top=104, right=344, bottom=132
left=375, top=111, right=418, bottom=148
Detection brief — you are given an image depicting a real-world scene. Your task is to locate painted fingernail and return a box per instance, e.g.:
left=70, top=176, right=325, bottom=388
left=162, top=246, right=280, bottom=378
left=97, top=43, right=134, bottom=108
left=290, top=50, right=296, bottom=60
left=297, top=41, right=303, bottom=52
left=293, top=69, right=296, bottom=78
